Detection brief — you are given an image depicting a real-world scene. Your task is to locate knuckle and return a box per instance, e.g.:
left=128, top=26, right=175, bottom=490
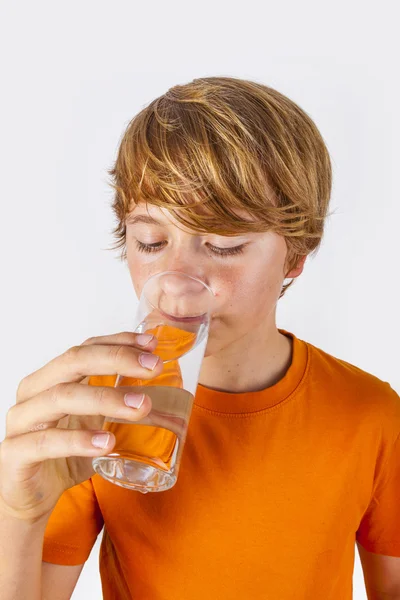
left=94, top=385, right=109, bottom=410
left=5, top=404, right=18, bottom=434
left=0, top=437, right=12, bottom=463
left=68, top=429, right=85, bottom=453
left=108, top=343, right=130, bottom=364
left=16, top=377, right=28, bottom=402
left=81, top=336, right=95, bottom=346
left=62, top=345, right=88, bottom=377
left=63, top=345, right=81, bottom=364
left=35, top=429, right=49, bottom=454
left=49, top=382, right=68, bottom=406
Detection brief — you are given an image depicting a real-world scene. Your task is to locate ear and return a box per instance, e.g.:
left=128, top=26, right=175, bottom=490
left=285, top=255, right=307, bottom=279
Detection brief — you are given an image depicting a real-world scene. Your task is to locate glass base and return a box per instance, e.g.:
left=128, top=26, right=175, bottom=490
left=92, top=456, right=177, bottom=494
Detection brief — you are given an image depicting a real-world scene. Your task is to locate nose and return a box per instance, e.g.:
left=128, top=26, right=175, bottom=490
left=157, top=271, right=215, bottom=318
left=160, top=273, right=207, bottom=297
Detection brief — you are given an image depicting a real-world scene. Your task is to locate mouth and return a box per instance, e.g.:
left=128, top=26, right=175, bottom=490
left=159, top=308, right=207, bottom=323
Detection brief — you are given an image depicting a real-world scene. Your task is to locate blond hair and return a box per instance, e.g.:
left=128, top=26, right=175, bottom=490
left=106, top=76, right=332, bottom=297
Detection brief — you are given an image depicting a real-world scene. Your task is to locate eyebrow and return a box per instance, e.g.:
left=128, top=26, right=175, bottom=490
left=126, top=212, right=252, bottom=239
left=126, top=215, right=164, bottom=226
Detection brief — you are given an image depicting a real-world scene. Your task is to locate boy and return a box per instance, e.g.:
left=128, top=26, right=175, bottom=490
left=1, top=76, right=399, bottom=599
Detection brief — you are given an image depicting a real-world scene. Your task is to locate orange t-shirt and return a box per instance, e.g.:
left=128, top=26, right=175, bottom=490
left=42, top=331, right=400, bottom=599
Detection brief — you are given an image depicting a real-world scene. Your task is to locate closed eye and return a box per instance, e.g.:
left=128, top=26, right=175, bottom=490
left=134, top=240, right=247, bottom=257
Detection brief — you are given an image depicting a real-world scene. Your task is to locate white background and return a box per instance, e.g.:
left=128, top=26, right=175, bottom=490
left=1, top=1, right=399, bottom=598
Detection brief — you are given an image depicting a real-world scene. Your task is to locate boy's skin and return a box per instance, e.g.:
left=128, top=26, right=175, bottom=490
left=125, top=201, right=306, bottom=394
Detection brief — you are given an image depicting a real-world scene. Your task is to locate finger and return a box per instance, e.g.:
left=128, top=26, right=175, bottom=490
left=17, top=340, right=163, bottom=403
left=7, top=383, right=152, bottom=438
left=81, top=331, right=158, bottom=350
left=0, top=428, right=117, bottom=473
left=76, top=333, right=159, bottom=387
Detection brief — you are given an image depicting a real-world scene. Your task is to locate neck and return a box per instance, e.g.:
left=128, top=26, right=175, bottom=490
left=198, top=318, right=293, bottom=394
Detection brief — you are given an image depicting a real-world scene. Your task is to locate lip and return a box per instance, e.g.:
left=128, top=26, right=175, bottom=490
left=159, top=308, right=207, bottom=323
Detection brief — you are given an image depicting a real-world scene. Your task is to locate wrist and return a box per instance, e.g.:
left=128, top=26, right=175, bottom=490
left=0, top=495, right=51, bottom=530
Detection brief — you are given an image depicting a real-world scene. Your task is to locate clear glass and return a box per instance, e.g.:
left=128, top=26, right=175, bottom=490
left=92, top=271, right=215, bottom=494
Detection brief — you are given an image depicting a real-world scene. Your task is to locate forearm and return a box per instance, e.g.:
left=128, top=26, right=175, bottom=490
left=0, top=509, right=48, bottom=600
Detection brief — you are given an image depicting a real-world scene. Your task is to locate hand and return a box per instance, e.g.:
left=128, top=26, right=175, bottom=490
left=0, top=332, right=163, bottom=524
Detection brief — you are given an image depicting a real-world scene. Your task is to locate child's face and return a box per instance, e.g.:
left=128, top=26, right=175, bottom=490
left=125, top=202, right=304, bottom=356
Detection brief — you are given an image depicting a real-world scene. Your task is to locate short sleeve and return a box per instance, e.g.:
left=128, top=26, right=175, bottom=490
left=356, top=387, right=400, bottom=556
left=42, top=477, right=104, bottom=565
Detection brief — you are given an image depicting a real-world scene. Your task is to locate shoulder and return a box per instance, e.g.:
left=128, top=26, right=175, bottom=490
left=302, top=336, right=399, bottom=424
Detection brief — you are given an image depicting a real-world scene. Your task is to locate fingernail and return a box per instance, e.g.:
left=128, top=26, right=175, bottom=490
left=139, top=352, right=160, bottom=370
left=91, top=433, right=110, bottom=448
left=124, top=392, right=145, bottom=409
left=136, top=334, right=154, bottom=347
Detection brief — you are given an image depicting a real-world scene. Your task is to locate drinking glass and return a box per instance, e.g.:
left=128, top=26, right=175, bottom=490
left=92, top=270, right=215, bottom=493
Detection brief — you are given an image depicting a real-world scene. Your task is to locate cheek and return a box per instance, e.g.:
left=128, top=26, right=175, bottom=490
left=216, top=259, right=284, bottom=314
left=128, top=259, right=154, bottom=299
